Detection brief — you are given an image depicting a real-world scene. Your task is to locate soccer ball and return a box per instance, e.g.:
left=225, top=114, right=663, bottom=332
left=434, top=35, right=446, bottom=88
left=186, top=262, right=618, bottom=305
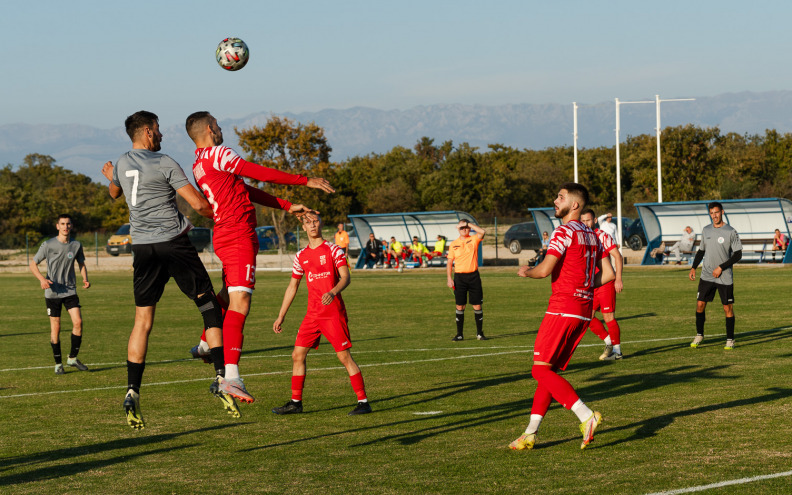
left=398, top=266, right=404, bottom=273
left=216, top=37, right=249, bottom=71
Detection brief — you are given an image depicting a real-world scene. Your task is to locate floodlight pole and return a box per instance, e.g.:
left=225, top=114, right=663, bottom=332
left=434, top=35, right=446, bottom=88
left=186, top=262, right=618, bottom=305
left=573, top=102, right=579, bottom=182
left=655, top=95, right=695, bottom=203
left=615, top=97, right=653, bottom=247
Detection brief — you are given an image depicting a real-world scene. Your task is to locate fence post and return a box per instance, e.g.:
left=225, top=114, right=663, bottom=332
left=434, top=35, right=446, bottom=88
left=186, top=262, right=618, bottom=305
left=95, top=231, right=99, bottom=266
left=26, top=232, right=29, bottom=265
left=494, top=217, right=498, bottom=260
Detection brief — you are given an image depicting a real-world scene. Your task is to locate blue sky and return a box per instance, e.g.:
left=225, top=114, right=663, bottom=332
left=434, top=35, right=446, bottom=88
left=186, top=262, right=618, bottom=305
left=2, top=0, right=789, bottom=128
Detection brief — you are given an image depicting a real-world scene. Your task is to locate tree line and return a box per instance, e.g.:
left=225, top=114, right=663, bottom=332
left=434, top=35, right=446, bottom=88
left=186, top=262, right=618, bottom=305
left=4, top=120, right=792, bottom=249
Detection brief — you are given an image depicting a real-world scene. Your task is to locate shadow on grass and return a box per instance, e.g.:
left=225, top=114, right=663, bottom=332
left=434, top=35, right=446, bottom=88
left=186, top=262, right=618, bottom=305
left=0, top=423, right=247, bottom=485
left=0, top=332, right=44, bottom=338
left=617, top=312, right=656, bottom=321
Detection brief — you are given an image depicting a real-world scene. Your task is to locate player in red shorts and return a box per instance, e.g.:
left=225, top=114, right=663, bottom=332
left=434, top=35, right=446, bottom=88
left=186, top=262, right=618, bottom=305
left=271, top=213, right=372, bottom=416
left=580, top=208, right=624, bottom=361
left=184, top=111, right=335, bottom=405
left=509, top=183, right=614, bottom=451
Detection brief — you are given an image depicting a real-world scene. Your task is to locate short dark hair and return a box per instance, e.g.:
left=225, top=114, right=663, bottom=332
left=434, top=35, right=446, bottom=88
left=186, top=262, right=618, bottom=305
left=57, top=213, right=72, bottom=222
left=125, top=111, right=159, bottom=141
left=581, top=208, right=596, bottom=218
left=708, top=201, right=723, bottom=211
left=185, top=111, right=212, bottom=141
left=560, top=182, right=589, bottom=209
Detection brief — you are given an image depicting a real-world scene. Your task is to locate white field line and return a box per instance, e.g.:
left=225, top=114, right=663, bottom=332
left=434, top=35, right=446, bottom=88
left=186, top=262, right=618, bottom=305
left=645, top=470, right=792, bottom=495
left=0, top=333, right=714, bottom=373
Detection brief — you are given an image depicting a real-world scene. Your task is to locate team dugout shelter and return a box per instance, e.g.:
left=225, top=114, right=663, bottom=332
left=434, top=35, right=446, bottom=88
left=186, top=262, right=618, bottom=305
left=346, top=211, right=482, bottom=269
left=635, top=198, right=792, bottom=265
left=528, top=208, right=562, bottom=238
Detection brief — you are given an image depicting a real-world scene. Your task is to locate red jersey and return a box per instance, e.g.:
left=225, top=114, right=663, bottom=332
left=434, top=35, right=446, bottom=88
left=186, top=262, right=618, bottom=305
left=545, top=220, right=605, bottom=317
left=192, top=145, right=306, bottom=233
left=292, top=241, right=347, bottom=319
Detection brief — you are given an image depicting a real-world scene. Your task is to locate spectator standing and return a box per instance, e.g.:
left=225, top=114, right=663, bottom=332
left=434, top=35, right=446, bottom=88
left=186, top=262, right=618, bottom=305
left=335, top=223, right=350, bottom=253
left=597, top=212, right=617, bottom=241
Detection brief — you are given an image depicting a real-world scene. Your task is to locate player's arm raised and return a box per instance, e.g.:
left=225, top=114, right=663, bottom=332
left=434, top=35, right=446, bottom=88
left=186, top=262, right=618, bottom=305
left=237, top=159, right=336, bottom=194
left=176, top=184, right=213, bottom=218
left=101, top=161, right=123, bottom=199
left=273, top=277, right=302, bottom=333
left=322, top=264, right=351, bottom=305
left=243, top=185, right=319, bottom=217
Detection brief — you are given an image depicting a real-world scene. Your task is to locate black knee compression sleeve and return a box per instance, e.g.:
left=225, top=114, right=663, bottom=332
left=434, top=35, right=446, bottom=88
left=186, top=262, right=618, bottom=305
left=195, top=292, right=223, bottom=329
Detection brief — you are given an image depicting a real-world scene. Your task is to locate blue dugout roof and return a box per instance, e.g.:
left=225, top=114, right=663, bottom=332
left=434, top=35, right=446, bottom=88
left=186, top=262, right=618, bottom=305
left=635, top=198, right=792, bottom=265
left=347, top=211, right=482, bottom=269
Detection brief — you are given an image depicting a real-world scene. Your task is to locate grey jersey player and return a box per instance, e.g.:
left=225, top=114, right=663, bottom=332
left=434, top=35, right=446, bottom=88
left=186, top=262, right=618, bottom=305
left=28, top=214, right=90, bottom=374
left=689, top=202, right=742, bottom=350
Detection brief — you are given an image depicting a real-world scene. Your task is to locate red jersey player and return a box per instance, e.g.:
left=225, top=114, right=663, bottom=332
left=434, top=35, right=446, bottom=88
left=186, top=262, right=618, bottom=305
left=581, top=208, right=624, bottom=361
left=185, top=111, right=335, bottom=405
left=510, top=183, right=615, bottom=451
left=271, top=213, right=371, bottom=416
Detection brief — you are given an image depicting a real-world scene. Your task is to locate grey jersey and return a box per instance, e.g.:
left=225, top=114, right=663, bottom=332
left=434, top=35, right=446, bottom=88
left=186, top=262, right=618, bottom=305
left=112, top=149, right=192, bottom=244
left=34, top=237, right=85, bottom=299
left=699, top=223, right=742, bottom=285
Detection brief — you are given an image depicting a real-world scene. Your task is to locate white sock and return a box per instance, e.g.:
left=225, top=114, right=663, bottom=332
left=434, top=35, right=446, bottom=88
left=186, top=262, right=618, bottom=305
left=524, top=414, right=543, bottom=435
left=571, top=399, right=594, bottom=423
left=613, top=344, right=622, bottom=354
left=225, top=364, right=240, bottom=380
left=358, top=398, right=368, bottom=403
left=198, top=340, right=210, bottom=353
left=604, top=335, right=612, bottom=345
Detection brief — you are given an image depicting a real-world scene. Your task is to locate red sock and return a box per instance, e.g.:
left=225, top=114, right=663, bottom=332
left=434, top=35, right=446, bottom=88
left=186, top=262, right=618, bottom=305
left=349, top=372, right=367, bottom=401
left=531, top=365, right=579, bottom=409
left=530, top=382, right=553, bottom=416
left=588, top=317, right=609, bottom=341
left=292, top=375, right=306, bottom=401
left=223, top=310, right=246, bottom=366
left=606, top=319, right=621, bottom=345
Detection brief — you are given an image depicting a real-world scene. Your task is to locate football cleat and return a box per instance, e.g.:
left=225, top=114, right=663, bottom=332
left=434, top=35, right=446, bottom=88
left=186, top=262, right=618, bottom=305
left=272, top=400, right=303, bottom=415
left=219, top=377, right=255, bottom=404
left=189, top=344, right=212, bottom=363
left=601, top=350, right=622, bottom=361
left=55, top=364, right=65, bottom=375
left=348, top=401, right=372, bottom=415
left=123, top=390, right=145, bottom=430
left=724, top=339, right=735, bottom=350
left=476, top=333, right=489, bottom=341
left=509, top=433, right=537, bottom=450
left=211, top=377, right=241, bottom=418
left=579, top=411, right=602, bottom=449
left=690, top=335, right=704, bottom=348
left=451, top=334, right=464, bottom=342
left=67, top=357, right=88, bottom=371
left=599, top=344, right=614, bottom=361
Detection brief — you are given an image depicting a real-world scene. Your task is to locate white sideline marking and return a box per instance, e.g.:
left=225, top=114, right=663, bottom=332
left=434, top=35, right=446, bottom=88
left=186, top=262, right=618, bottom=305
left=413, top=411, right=443, bottom=415
left=645, top=469, right=792, bottom=494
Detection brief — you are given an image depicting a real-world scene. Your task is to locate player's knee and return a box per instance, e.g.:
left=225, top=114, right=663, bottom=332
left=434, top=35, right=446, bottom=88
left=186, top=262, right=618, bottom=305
left=195, top=291, right=223, bottom=330
left=531, top=364, right=551, bottom=381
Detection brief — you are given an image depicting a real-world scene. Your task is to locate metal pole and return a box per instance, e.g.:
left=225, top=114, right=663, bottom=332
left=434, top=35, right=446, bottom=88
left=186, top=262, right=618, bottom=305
left=26, top=232, right=29, bottom=265
left=615, top=98, right=623, bottom=247
left=494, top=216, right=498, bottom=260
left=95, top=231, right=99, bottom=266
left=573, top=102, right=579, bottom=182
left=656, top=95, right=662, bottom=203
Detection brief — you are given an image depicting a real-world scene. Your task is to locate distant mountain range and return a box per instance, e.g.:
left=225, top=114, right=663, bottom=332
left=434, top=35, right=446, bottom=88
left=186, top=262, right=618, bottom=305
left=3, top=90, right=792, bottom=183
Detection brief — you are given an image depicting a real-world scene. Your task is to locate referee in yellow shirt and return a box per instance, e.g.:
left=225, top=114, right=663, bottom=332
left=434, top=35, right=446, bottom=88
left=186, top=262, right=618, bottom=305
left=447, top=219, right=487, bottom=341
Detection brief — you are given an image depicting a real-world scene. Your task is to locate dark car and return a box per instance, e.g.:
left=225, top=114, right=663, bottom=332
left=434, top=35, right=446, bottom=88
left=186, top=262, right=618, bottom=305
left=623, top=217, right=647, bottom=251
left=503, top=222, right=542, bottom=254
left=188, top=227, right=212, bottom=253
left=256, top=226, right=297, bottom=251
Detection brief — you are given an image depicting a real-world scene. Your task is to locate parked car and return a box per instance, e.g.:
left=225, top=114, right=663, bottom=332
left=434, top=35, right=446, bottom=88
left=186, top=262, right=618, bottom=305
left=106, top=224, right=132, bottom=256
left=623, top=217, right=647, bottom=250
left=256, top=226, right=297, bottom=251
left=188, top=227, right=212, bottom=253
left=503, top=222, right=542, bottom=254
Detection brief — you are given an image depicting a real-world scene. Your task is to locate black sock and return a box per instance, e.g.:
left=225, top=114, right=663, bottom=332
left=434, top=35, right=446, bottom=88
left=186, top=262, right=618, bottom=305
left=474, top=309, right=484, bottom=334
left=696, top=311, right=705, bottom=335
left=127, top=360, right=145, bottom=394
left=51, top=341, right=62, bottom=365
left=210, top=347, right=225, bottom=377
left=69, top=333, right=82, bottom=358
left=455, top=310, right=465, bottom=335
left=725, top=316, right=735, bottom=340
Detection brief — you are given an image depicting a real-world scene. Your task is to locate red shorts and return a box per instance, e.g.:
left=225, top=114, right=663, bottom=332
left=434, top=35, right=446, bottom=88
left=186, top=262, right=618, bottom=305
left=533, top=313, right=590, bottom=370
left=295, top=315, right=352, bottom=352
left=592, top=281, right=616, bottom=314
left=213, top=229, right=259, bottom=292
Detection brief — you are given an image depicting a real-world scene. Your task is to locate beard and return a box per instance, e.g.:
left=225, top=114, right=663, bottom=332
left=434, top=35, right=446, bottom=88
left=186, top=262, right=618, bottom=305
left=555, top=205, right=570, bottom=219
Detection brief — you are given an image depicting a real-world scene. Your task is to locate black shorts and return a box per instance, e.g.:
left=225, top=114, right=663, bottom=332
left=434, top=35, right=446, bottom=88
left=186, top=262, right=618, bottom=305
left=132, top=234, right=214, bottom=307
left=45, top=294, right=80, bottom=318
left=697, top=279, right=735, bottom=305
left=454, top=271, right=483, bottom=306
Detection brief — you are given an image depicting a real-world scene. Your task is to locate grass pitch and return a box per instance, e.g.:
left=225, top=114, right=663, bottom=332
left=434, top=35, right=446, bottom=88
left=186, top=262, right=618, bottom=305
left=2, top=265, right=792, bottom=494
